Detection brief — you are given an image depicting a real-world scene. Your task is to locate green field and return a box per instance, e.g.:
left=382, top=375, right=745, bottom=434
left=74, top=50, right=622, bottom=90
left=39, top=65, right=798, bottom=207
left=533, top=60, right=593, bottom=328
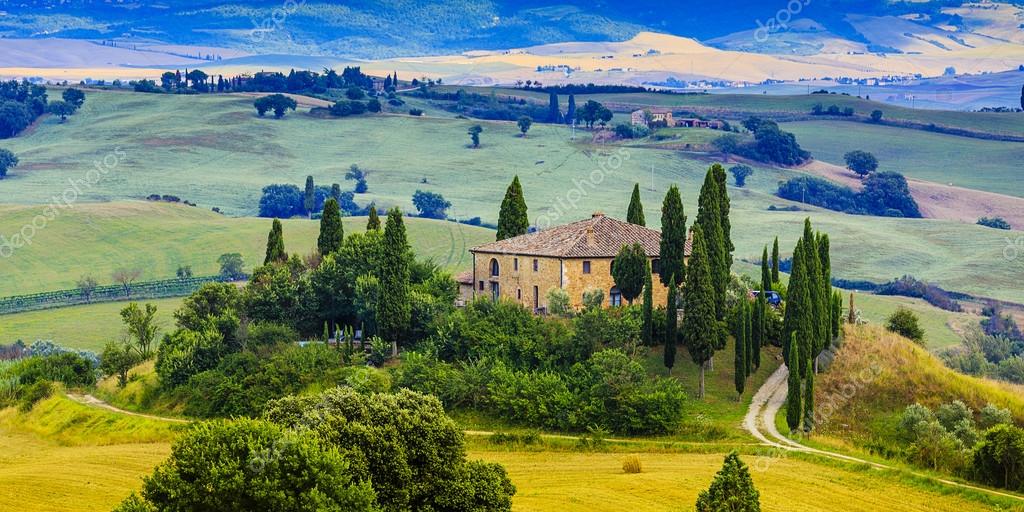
left=0, top=297, right=184, bottom=351
left=2, top=89, right=1022, bottom=307
left=434, top=86, right=1024, bottom=137
left=848, top=292, right=980, bottom=350
left=0, top=201, right=492, bottom=297
left=781, top=120, right=1024, bottom=198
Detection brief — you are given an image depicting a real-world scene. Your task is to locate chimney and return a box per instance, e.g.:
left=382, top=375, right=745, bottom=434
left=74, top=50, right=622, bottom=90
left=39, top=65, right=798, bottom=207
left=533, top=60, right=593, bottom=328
left=586, top=226, right=597, bottom=247
left=591, top=211, right=604, bottom=218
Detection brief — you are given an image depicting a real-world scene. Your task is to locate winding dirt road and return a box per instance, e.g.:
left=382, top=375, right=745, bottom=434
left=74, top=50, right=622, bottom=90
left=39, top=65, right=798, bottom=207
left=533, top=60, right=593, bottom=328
left=743, top=366, right=1024, bottom=502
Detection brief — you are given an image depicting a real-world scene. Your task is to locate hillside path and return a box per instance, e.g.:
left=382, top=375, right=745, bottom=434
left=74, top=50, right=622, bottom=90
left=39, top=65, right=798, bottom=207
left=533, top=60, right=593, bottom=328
left=744, top=366, right=1024, bottom=502
left=66, top=393, right=190, bottom=424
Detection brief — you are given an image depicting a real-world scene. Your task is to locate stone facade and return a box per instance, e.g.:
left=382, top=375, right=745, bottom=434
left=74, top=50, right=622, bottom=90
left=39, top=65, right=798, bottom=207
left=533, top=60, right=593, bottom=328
left=468, top=214, right=689, bottom=312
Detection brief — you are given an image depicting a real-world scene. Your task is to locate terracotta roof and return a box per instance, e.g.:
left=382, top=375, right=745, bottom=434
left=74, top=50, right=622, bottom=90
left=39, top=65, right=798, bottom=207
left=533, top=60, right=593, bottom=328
left=455, top=270, right=474, bottom=284
left=471, top=213, right=692, bottom=258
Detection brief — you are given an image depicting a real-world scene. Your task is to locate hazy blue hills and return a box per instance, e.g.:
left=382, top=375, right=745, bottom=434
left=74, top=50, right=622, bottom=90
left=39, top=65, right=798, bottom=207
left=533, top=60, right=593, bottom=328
left=0, top=0, right=982, bottom=58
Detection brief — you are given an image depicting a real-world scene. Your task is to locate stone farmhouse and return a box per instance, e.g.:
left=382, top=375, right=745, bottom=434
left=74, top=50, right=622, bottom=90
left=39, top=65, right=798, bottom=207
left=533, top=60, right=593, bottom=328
left=459, top=213, right=691, bottom=312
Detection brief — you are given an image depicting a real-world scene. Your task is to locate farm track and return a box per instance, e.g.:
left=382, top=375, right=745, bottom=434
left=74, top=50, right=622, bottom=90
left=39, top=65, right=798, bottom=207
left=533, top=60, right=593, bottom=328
left=744, top=365, right=1024, bottom=503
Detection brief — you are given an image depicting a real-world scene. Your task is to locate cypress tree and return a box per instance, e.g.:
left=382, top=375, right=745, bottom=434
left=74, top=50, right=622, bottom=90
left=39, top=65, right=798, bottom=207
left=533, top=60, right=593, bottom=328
left=566, top=94, right=576, bottom=125
left=760, top=246, right=772, bottom=292
left=818, top=233, right=833, bottom=350
left=330, top=183, right=342, bottom=203
left=642, top=265, right=653, bottom=345
left=697, top=169, right=727, bottom=320
left=303, top=175, right=316, bottom=218
left=786, top=333, right=802, bottom=432
left=317, top=198, right=343, bottom=255
left=664, top=275, right=677, bottom=372
left=264, top=219, right=286, bottom=264
left=366, top=204, right=380, bottom=230
left=771, top=237, right=780, bottom=283
left=496, top=175, right=529, bottom=240
left=744, top=299, right=754, bottom=377
left=658, top=185, right=687, bottom=287
left=711, top=163, right=733, bottom=264
left=734, top=302, right=747, bottom=396
left=802, top=356, right=815, bottom=432
left=681, top=225, right=718, bottom=399
left=801, top=220, right=824, bottom=371
left=752, top=293, right=765, bottom=370
left=695, top=451, right=761, bottom=512
left=627, top=183, right=646, bottom=226
left=612, top=243, right=647, bottom=305
left=378, top=208, right=411, bottom=344
left=782, top=239, right=804, bottom=367
left=547, top=92, right=560, bottom=123
left=832, top=290, right=843, bottom=340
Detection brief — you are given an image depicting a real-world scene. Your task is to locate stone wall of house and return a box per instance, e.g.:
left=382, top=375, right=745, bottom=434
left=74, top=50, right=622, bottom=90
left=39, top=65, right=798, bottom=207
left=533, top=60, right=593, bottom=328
left=472, top=252, right=671, bottom=311
left=561, top=257, right=669, bottom=309
left=472, top=252, right=564, bottom=311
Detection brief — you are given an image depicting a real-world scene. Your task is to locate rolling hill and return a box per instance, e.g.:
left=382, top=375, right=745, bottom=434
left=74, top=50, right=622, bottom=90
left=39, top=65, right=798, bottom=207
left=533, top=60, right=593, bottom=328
left=2, top=89, right=1022, bottom=305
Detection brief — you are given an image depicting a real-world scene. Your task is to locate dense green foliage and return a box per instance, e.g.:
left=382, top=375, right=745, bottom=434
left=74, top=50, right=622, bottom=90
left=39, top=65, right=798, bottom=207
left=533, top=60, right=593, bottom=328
left=777, top=172, right=921, bottom=218
left=695, top=451, right=761, bottom=512
left=115, top=418, right=376, bottom=512
left=265, top=388, right=516, bottom=511
left=393, top=300, right=686, bottom=435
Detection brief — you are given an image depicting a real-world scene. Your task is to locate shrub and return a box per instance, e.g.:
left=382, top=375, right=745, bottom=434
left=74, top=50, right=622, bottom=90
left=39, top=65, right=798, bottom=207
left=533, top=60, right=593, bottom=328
left=696, top=451, right=760, bottom=512
left=155, top=328, right=229, bottom=388
left=18, top=379, right=53, bottom=412
left=118, top=418, right=376, bottom=511
left=15, top=352, right=96, bottom=388
left=977, top=217, right=1011, bottom=230
left=886, top=307, right=925, bottom=343
left=729, top=165, right=754, bottom=187
left=972, top=424, right=1024, bottom=490
left=622, top=454, right=643, bottom=474
left=264, top=388, right=516, bottom=511
left=547, top=288, right=572, bottom=317
left=979, top=403, right=1013, bottom=430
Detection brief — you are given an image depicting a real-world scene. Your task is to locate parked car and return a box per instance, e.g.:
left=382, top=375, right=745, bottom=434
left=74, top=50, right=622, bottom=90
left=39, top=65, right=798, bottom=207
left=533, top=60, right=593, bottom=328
left=751, top=290, right=782, bottom=307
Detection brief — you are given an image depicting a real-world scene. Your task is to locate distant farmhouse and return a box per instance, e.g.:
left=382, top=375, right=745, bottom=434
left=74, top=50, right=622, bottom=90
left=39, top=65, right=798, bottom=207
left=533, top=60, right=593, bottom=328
left=630, top=108, right=724, bottom=130
left=458, top=213, right=691, bottom=312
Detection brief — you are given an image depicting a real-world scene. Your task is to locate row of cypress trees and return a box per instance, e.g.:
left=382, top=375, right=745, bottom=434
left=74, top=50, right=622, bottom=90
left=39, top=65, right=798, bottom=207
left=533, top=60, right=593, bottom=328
left=626, top=165, right=734, bottom=399
left=782, top=218, right=843, bottom=432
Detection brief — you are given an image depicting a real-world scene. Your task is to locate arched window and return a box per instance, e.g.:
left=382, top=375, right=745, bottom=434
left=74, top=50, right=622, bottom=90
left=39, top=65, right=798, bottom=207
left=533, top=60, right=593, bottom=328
left=490, top=258, right=500, bottom=277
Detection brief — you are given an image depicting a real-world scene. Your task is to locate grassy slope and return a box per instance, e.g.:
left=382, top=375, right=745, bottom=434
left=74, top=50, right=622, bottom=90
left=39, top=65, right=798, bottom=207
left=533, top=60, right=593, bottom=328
left=0, top=201, right=492, bottom=297
left=849, top=292, right=980, bottom=351
left=781, top=120, right=1024, bottom=198
left=816, top=324, right=1024, bottom=446
left=4, top=90, right=1022, bottom=304
left=0, top=297, right=184, bottom=351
